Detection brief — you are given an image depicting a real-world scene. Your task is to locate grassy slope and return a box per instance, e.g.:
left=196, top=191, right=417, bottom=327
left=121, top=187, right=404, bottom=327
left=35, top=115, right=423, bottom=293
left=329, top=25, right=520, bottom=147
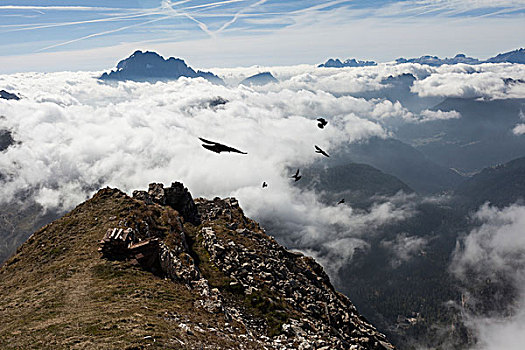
left=0, top=188, right=257, bottom=349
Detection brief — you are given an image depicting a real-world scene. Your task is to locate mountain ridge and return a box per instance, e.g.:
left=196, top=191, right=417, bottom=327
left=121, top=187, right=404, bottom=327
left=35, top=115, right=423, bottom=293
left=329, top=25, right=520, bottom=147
left=320, top=48, right=525, bottom=67
left=0, top=182, right=394, bottom=349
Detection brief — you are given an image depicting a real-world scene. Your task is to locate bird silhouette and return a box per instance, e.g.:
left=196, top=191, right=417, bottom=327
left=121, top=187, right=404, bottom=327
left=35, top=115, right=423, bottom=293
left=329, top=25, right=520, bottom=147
left=317, top=118, right=328, bottom=129
left=291, top=169, right=302, bottom=182
left=262, top=182, right=268, bottom=188
left=338, top=198, right=345, bottom=205
left=314, top=145, right=330, bottom=157
left=199, top=137, right=247, bottom=154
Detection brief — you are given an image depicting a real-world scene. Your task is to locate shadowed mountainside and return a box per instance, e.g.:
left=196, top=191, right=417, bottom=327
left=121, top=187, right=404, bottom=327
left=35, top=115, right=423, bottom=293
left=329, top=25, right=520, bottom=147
left=397, top=98, right=525, bottom=173
left=331, top=137, right=464, bottom=193
left=299, top=162, right=414, bottom=208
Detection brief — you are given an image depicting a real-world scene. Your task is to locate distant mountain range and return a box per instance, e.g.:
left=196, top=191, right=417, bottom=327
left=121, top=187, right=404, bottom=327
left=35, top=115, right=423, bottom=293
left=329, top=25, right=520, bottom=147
left=329, top=136, right=464, bottom=193
left=395, top=53, right=481, bottom=66
left=99, top=50, right=224, bottom=84
left=318, top=58, right=377, bottom=68
left=486, top=48, right=525, bottom=64
left=0, top=130, right=15, bottom=152
left=320, top=48, right=525, bottom=67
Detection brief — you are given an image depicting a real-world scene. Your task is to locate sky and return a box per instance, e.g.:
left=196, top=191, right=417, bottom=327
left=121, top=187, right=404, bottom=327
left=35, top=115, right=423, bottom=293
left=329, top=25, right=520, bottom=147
left=0, top=0, right=524, bottom=73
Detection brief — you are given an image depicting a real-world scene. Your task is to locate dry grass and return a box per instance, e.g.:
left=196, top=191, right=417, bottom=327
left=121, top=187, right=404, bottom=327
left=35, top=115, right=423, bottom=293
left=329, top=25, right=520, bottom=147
left=0, top=188, right=262, bottom=349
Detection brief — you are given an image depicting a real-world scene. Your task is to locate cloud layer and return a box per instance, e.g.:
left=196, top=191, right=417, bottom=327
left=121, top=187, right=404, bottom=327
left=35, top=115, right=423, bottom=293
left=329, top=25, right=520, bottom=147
left=0, top=68, right=398, bottom=278
left=1, top=62, right=524, bottom=282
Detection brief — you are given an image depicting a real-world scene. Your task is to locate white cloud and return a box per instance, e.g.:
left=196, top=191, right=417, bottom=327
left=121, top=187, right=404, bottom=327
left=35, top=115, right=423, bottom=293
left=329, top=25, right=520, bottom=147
left=419, top=109, right=461, bottom=122
left=513, top=124, right=525, bottom=135
left=0, top=67, right=431, bottom=281
left=451, top=203, right=525, bottom=350
left=2, top=61, right=524, bottom=283
left=380, top=232, right=428, bottom=268
left=452, top=203, right=525, bottom=280
left=411, top=64, right=525, bottom=100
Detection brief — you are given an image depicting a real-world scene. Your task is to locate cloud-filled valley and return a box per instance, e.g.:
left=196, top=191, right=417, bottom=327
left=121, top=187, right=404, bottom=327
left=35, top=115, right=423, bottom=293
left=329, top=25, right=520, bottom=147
left=1, top=60, right=525, bottom=349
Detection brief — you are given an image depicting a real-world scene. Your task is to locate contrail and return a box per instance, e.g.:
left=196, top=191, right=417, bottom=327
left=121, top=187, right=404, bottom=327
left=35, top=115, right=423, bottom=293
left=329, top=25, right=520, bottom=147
left=291, top=0, right=354, bottom=14
left=183, top=0, right=246, bottom=10
left=216, top=0, right=267, bottom=33
left=2, top=11, right=165, bottom=32
left=161, top=0, right=215, bottom=37
left=35, top=16, right=171, bottom=52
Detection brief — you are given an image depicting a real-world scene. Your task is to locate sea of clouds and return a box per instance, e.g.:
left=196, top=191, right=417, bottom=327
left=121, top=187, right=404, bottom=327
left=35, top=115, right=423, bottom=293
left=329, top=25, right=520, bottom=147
left=1, top=60, right=525, bottom=347
left=0, top=62, right=524, bottom=266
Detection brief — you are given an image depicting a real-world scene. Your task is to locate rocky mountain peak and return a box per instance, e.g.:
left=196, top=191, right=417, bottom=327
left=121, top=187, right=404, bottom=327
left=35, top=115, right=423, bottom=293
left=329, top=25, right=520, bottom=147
left=99, top=50, right=224, bottom=84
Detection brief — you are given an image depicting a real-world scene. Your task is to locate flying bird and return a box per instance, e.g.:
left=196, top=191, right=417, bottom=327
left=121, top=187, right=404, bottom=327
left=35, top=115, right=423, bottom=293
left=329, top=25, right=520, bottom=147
left=262, top=182, right=268, bottom=188
left=317, top=118, right=328, bottom=129
left=291, top=169, right=302, bottom=182
left=199, top=137, right=247, bottom=154
left=314, top=145, right=330, bottom=157
left=338, top=199, right=345, bottom=205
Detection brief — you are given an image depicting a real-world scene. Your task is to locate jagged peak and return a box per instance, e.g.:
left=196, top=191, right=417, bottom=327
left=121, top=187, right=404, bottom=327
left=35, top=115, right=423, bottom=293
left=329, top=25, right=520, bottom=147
left=318, top=58, right=377, bottom=68
left=99, top=51, right=224, bottom=85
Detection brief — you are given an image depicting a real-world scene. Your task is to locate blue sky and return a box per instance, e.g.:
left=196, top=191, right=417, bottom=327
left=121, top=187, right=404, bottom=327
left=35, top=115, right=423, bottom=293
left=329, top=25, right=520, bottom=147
left=0, top=0, right=524, bottom=72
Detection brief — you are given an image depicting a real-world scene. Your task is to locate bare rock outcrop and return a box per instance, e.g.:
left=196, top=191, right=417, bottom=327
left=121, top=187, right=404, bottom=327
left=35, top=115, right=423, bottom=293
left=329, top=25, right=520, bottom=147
left=133, top=182, right=200, bottom=224
left=100, top=182, right=394, bottom=349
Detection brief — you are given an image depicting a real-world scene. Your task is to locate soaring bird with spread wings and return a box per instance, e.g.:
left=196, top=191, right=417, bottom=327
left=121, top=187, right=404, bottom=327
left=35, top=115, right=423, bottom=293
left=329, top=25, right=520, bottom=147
left=314, top=145, right=330, bottom=157
left=199, top=137, right=247, bottom=154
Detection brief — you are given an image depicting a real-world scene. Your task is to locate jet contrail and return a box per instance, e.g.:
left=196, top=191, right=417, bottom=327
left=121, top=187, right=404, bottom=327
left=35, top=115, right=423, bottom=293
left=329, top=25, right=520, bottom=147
left=35, top=16, right=171, bottom=52
left=162, top=0, right=215, bottom=37
left=2, top=11, right=165, bottom=32
left=216, top=0, right=267, bottom=33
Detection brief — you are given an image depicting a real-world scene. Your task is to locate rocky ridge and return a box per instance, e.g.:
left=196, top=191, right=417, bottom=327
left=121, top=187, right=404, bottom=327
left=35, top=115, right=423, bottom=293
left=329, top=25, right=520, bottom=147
left=0, top=181, right=394, bottom=349
left=142, top=183, right=394, bottom=349
left=320, top=48, right=525, bottom=68
left=318, top=58, right=377, bottom=68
